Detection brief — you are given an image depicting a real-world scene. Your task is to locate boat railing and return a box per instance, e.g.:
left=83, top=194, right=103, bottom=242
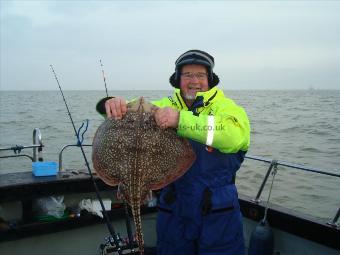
left=58, top=144, right=92, bottom=171
left=245, top=154, right=340, bottom=228
left=0, top=128, right=44, bottom=162
left=1, top=129, right=339, bottom=227
left=58, top=144, right=340, bottom=227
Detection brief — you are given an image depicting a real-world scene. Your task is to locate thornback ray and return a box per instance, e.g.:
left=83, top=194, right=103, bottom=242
left=92, top=97, right=196, bottom=254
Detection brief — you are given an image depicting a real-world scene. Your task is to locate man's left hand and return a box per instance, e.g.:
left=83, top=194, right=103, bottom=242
left=153, top=107, right=179, bottom=129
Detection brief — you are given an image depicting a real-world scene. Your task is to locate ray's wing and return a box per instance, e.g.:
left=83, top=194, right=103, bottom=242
left=92, top=117, right=137, bottom=186
left=139, top=126, right=196, bottom=190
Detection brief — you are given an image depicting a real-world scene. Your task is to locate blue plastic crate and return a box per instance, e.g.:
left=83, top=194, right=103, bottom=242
left=32, top=161, right=58, bottom=177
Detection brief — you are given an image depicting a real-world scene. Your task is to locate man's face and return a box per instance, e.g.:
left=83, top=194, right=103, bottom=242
left=180, top=64, right=209, bottom=101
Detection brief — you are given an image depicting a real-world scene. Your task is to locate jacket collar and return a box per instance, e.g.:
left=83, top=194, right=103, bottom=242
left=172, top=87, right=222, bottom=110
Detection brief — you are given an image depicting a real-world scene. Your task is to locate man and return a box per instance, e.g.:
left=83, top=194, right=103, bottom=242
left=98, top=50, right=250, bottom=255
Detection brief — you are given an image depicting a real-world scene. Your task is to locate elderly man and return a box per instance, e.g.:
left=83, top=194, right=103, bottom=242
left=97, top=50, right=250, bottom=255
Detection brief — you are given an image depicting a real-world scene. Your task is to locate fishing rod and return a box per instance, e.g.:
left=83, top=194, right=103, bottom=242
left=99, top=60, right=136, bottom=253
left=100, top=59, right=109, bottom=97
left=49, top=65, right=122, bottom=255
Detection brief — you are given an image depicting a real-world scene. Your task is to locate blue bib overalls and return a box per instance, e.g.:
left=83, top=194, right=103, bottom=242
left=156, top=139, right=246, bottom=255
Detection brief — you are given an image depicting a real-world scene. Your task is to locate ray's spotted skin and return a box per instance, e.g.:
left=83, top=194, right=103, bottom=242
left=92, top=97, right=196, bottom=254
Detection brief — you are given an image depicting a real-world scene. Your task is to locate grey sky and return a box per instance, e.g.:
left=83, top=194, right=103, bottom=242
left=0, top=1, right=339, bottom=90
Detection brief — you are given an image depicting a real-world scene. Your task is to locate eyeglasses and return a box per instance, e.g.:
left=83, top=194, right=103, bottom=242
left=181, top=72, right=208, bottom=81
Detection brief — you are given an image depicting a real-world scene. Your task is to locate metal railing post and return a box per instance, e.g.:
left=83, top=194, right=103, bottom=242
left=252, top=160, right=278, bottom=204
left=58, top=144, right=92, bottom=171
left=33, top=128, right=43, bottom=162
left=327, top=207, right=340, bottom=228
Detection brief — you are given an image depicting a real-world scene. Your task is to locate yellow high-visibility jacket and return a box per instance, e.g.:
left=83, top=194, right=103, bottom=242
left=152, top=87, right=250, bottom=154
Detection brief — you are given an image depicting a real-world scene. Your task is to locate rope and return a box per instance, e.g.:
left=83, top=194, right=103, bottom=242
left=76, top=119, right=89, bottom=146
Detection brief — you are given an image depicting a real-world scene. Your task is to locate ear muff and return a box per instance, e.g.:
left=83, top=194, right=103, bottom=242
left=169, top=72, right=178, bottom=88
left=210, top=73, right=220, bottom=87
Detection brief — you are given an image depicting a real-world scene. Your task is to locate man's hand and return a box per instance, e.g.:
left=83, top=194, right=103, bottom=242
left=105, top=97, right=127, bottom=119
left=154, top=107, right=179, bottom=129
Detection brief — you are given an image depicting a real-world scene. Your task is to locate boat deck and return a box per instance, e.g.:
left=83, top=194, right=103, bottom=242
left=0, top=170, right=339, bottom=254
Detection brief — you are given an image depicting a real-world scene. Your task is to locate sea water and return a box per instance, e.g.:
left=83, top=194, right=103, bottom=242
left=0, top=90, right=339, bottom=220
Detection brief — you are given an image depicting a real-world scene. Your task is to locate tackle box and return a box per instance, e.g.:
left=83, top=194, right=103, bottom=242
left=32, top=161, right=58, bottom=176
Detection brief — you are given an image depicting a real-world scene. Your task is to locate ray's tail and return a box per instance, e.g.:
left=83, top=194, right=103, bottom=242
left=131, top=202, right=144, bottom=255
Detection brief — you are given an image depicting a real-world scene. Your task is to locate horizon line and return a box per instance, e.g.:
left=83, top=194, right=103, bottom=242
left=1, top=88, right=339, bottom=92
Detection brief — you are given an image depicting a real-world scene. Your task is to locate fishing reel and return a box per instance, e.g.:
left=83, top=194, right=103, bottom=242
left=99, top=233, right=140, bottom=255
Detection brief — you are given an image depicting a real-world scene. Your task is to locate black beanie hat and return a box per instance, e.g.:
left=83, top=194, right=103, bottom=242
left=169, top=49, right=220, bottom=88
